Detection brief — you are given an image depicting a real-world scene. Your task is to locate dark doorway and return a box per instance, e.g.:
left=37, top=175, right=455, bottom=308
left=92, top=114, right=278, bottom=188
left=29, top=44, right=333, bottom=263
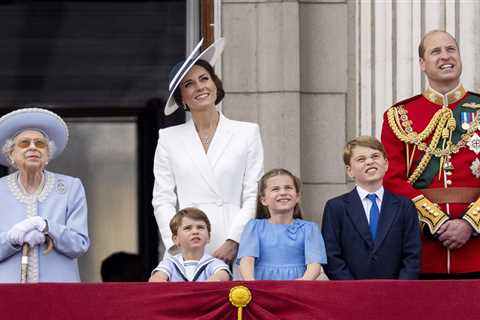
left=0, top=1, right=187, bottom=281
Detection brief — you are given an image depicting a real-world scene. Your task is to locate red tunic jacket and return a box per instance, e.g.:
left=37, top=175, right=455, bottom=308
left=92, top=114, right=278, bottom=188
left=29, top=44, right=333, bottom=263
left=381, top=84, right=480, bottom=274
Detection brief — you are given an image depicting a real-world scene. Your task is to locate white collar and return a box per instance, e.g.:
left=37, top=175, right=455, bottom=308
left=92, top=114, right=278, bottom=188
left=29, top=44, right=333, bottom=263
left=356, top=185, right=384, bottom=201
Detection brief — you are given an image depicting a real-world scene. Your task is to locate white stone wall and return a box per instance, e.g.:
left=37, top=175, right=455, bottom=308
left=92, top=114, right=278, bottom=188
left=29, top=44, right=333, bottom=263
left=220, top=0, right=352, bottom=222
left=356, top=0, right=480, bottom=137
left=222, top=0, right=301, bottom=177
left=299, top=1, right=351, bottom=222
left=218, top=0, right=480, bottom=223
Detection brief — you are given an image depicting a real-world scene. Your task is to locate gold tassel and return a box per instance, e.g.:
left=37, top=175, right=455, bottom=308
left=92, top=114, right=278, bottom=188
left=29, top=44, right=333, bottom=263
left=229, top=286, right=252, bottom=320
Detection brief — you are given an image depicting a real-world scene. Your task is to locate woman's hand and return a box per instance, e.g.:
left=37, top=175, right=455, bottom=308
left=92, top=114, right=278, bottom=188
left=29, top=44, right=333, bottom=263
left=212, top=239, right=238, bottom=265
left=7, top=218, right=41, bottom=246
left=24, top=230, right=46, bottom=248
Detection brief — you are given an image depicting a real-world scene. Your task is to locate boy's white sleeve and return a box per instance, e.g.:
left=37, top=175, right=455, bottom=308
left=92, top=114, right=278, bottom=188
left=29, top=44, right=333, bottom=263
left=151, top=259, right=172, bottom=279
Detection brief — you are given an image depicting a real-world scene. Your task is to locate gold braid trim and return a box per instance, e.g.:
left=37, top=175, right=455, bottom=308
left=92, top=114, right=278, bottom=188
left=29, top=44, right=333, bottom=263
left=413, top=195, right=449, bottom=234
left=463, top=199, right=480, bottom=233
left=387, top=106, right=480, bottom=184
left=407, top=109, right=450, bottom=184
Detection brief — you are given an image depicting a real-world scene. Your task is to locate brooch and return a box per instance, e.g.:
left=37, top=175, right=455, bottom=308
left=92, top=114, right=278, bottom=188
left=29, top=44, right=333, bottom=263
left=56, top=180, right=66, bottom=194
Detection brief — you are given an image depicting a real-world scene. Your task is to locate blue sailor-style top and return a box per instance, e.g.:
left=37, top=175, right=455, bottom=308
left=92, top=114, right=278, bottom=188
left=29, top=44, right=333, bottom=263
left=153, top=253, right=231, bottom=282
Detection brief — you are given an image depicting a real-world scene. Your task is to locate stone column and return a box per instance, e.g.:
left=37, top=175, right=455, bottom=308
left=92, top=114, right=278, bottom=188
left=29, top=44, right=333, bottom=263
left=220, top=0, right=301, bottom=175
left=356, top=0, right=480, bottom=137
left=299, top=0, right=351, bottom=221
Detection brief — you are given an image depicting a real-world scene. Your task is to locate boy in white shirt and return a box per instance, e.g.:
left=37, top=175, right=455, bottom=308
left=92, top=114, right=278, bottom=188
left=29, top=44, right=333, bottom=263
left=149, top=208, right=231, bottom=282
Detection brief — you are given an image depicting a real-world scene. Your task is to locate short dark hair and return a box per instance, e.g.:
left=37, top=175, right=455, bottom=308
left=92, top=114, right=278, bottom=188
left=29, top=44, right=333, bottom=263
left=343, top=136, right=387, bottom=166
left=170, top=207, right=211, bottom=237
left=418, top=30, right=458, bottom=59
left=173, top=59, right=225, bottom=111
left=255, top=168, right=303, bottom=219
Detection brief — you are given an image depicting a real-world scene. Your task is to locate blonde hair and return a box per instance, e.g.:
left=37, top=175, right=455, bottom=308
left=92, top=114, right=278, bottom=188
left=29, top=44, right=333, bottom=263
left=255, top=168, right=303, bottom=219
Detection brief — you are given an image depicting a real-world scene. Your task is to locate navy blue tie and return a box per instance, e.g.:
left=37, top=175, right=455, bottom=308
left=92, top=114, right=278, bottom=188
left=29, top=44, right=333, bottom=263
left=367, top=194, right=379, bottom=240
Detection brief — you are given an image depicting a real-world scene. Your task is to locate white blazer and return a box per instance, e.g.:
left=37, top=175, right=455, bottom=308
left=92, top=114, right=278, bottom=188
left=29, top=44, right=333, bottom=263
left=152, top=113, right=264, bottom=255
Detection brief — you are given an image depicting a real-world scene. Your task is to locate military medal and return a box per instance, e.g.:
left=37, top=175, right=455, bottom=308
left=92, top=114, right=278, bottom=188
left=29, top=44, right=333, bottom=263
left=471, top=158, right=480, bottom=178
left=468, top=132, right=480, bottom=154
left=461, top=112, right=474, bottom=130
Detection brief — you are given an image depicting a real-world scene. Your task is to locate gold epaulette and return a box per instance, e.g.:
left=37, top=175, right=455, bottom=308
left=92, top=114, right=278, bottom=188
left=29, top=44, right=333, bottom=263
left=413, top=195, right=449, bottom=234
left=463, top=198, right=480, bottom=233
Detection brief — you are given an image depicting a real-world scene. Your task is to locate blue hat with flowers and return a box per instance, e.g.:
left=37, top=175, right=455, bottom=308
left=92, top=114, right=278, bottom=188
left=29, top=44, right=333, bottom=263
left=0, top=107, right=69, bottom=166
left=164, top=37, right=225, bottom=116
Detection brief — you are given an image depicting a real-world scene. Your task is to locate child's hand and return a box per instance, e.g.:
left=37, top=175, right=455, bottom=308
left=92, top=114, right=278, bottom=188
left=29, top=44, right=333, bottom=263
left=149, top=271, right=169, bottom=282
left=208, top=269, right=230, bottom=282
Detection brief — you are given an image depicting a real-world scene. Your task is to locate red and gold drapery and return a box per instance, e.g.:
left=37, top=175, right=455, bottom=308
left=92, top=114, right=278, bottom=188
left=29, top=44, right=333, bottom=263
left=1, top=280, right=479, bottom=319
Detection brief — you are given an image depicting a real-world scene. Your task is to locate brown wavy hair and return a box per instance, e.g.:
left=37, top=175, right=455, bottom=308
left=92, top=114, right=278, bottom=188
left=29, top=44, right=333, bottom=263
left=169, top=207, right=211, bottom=237
left=173, top=59, right=225, bottom=111
left=255, top=168, right=303, bottom=219
left=343, top=135, right=386, bottom=166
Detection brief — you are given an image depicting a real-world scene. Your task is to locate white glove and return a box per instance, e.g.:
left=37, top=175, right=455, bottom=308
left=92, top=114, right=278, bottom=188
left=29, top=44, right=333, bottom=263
left=7, top=218, right=37, bottom=246
left=29, top=216, right=47, bottom=232
left=24, top=230, right=46, bottom=247
left=7, top=217, right=46, bottom=246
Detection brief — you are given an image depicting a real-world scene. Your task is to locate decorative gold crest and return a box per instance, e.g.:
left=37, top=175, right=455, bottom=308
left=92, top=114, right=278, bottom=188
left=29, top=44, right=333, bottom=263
left=463, top=102, right=480, bottom=109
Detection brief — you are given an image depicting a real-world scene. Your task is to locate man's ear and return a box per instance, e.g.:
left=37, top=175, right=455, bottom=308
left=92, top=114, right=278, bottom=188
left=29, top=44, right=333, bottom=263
left=419, top=57, right=426, bottom=72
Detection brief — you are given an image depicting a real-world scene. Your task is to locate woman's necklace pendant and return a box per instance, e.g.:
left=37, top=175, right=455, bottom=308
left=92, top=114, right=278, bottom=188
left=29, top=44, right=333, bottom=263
left=202, top=136, right=210, bottom=145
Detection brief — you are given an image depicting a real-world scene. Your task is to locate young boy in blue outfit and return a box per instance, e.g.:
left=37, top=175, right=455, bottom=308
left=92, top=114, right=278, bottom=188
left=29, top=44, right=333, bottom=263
left=321, top=136, right=421, bottom=279
left=149, top=208, right=231, bottom=282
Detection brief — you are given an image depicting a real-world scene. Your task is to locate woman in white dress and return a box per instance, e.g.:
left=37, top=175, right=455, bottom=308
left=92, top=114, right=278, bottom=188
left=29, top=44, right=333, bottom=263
left=152, top=38, right=264, bottom=265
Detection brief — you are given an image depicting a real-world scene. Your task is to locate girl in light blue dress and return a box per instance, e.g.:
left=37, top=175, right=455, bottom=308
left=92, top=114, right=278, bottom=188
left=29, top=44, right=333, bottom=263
left=238, top=168, right=327, bottom=280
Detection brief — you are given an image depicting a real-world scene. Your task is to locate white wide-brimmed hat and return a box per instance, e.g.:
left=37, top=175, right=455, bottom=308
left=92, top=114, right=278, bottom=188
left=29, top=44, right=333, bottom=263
left=0, top=107, right=69, bottom=166
left=164, top=37, right=225, bottom=116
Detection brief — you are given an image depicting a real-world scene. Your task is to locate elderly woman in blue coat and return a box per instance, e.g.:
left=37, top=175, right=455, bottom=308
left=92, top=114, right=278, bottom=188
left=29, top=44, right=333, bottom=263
left=0, top=107, right=89, bottom=282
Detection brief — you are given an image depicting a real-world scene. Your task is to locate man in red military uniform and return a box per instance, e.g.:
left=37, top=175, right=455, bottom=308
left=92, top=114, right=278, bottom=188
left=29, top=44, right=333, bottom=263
left=382, top=30, right=480, bottom=278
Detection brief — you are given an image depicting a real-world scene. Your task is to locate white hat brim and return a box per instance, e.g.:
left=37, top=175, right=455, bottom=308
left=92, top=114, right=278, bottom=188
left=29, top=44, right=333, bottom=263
left=164, top=38, right=225, bottom=116
left=0, top=108, right=69, bottom=166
